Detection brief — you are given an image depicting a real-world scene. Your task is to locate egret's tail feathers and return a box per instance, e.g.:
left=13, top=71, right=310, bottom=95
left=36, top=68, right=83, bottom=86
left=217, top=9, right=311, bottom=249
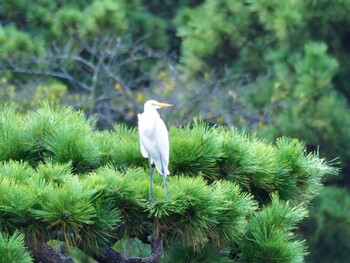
left=155, top=162, right=170, bottom=177
left=164, top=168, right=170, bottom=177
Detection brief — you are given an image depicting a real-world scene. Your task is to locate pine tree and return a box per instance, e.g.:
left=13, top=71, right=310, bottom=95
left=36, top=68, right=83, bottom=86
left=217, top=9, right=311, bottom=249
left=0, top=104, right=337, bottom=262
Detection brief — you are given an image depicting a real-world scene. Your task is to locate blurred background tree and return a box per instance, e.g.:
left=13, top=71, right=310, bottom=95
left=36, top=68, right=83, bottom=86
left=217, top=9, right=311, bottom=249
left=1, top=0, right=350, bottom=262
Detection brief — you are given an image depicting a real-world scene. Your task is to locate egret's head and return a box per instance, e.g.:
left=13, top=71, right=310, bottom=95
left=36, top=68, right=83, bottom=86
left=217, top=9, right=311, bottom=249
left=144, top=100, right=173, bottom=111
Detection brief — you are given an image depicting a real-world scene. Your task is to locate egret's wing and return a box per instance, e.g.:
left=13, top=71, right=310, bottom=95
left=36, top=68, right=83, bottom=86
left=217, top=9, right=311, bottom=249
left=139, top=137, right=149, bottom=158
left=155, top=117, right=169, bottom=165
left=138, top=113, right=149, bottom=158
left=153, top=117, right=170, bottom=176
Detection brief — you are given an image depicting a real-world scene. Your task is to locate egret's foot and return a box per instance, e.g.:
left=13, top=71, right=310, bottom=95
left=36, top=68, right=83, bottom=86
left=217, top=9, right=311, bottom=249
left=148, top=197, right=153, bottom=203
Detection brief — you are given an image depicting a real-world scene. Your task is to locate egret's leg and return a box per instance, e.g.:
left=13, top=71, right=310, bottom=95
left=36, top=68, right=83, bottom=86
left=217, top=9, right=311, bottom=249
left=162, top=175, right=168, bottom=201
left=159, top=157, right=168, bottom=201
left=148, top=158, right=153, bottom=202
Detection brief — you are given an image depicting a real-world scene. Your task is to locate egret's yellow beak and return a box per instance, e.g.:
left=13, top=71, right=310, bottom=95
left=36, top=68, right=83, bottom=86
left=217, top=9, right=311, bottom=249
left=154, top=102, right=173, bottom=108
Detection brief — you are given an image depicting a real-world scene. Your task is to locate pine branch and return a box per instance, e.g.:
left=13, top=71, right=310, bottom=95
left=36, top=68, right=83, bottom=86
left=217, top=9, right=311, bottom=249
left=26, top=237, right=74, bottom=263
left=25, top=234, right=163, bottom=263
left=126, top=235, right=164, bottom=263
left=90, top=245, right=125, bottom=263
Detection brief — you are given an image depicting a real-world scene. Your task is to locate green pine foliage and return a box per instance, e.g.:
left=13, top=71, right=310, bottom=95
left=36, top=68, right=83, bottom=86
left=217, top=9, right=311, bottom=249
left=175, top=0, right=256, bottom=74
left=87, top=166, right=150, bottom=239
left=219, top=128, right=278, bottom=202
left=96, top=126, right=147, bottom=170
left=0, top=105, right=337, bottom=262
left=35, top=161, right=73, bottom=186
left=270, top=42, right=350, bottom=165
left=170, top=123, right=222, bottom=181
left=19, top=103, right=100, bottom=171
left=161, top=177, right=257, bottom=249
left=33, top=176, right=118, bottom=254
left=239, top=194, right=308, bottom=263
left=0, top=26, right=43, bottom=60
left=0, top=160, right=34, bottom=183
left=1, top=0, right=129, bottom=42
left=0, top=176, right=38, bottom=233
left=66, top=0, right=127, bottom=37
left=302, top=186, right=350, bottom=263
left=274, top=138, right=336, bottom=204
left=219, top=129, right=337, bottom=205
left=0, top=105, right=31, bottom=162
left=0, top=231, right=33, bottom=263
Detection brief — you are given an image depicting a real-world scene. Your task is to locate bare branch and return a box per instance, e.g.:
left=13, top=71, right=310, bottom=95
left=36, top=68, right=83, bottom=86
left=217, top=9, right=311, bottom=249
left=0, top=32, right=169, bottom=128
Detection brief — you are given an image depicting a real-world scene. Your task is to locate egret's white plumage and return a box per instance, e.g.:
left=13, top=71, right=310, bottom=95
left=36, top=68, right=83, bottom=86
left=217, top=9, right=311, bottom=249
left=138, top=100, right=173, bottom=201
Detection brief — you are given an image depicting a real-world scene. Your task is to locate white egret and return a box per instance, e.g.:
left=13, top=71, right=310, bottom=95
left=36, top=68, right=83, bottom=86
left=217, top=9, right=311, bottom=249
left=138, top=100, right=173, bottom=202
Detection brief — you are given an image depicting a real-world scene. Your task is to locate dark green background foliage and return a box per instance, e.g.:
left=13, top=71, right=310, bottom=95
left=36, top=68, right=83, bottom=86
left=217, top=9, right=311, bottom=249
left=0, top=105, right=336, bottom=262
left=1, top=0, right=349, bottom=262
